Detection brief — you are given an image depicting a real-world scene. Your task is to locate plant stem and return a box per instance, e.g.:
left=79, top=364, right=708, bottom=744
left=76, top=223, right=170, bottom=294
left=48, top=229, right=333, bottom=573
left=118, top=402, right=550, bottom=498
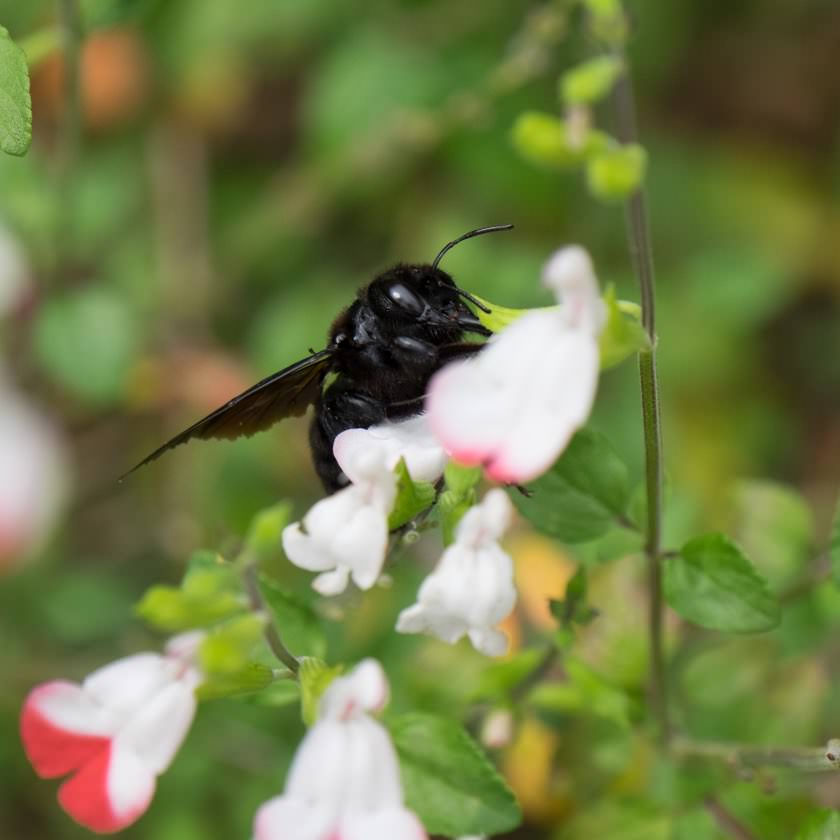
left=57, top=0, right=82, bottom=169
left=243, top=565, right=300, bottom=675
left=612, top=58, right=669, bottom=742
left=704, top=797, right=760, bottom=840
left=674, top=737, right=840, bottom=774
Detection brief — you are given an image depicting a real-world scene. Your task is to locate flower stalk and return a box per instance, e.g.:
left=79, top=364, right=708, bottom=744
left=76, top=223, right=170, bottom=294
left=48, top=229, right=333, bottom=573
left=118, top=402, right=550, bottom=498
left=611, top=54, right=670, bottom=742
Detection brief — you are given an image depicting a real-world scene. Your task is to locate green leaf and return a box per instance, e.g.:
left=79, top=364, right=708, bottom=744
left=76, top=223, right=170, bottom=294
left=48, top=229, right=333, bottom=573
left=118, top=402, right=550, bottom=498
left=583, top=0, right=628, bottom=45
left=437, top=461, right=482, bottom=545
left=258, top=576, right=327, bottom=658
left=796, top=809, right=840, bottom=840
left=389, top=713, right=521, bottom=836
left=599, top=285, right=649, bottom=368
left=135, top=551, right=245, bottom=632
left=299, top=657, right=343, bottom=726
left=242, top=502, right=292, bottom=565
left=199, top=614, right=267, bottom=675
left=511, top=427, right=630, bottom=543
left=664, top=534, right=781, bottom=633
left=388, top=459, right=436, bottom=530
left=196, top=663, right=277, bottom=701
left=443, top=461, right=482, bottom=497
left=511, top=111, right=609, bottom=171
left=0, top=27, right=32, bottom=156
left=586, top=143, right=647, bottom=202
left=549, top=565, right=599, bottom=634
left=561, top=56, right=623, bottom=105
left=830, top=496, right=840, bottom=588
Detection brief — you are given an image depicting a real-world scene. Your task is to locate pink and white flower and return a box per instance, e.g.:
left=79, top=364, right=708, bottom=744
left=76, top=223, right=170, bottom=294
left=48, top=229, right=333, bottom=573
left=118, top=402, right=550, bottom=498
left=396, top=489, right=515, bottom=656
left=333, top=414, right=447, bottom=484
left=254, top=659, right=426, bottom=840
left=0, top=384, right=67, bottom=572
left=282, top=449, right=397, bottom=596
left=427, top=245, right=604, bottom=484
left=20, top=632, right=204, bottom=834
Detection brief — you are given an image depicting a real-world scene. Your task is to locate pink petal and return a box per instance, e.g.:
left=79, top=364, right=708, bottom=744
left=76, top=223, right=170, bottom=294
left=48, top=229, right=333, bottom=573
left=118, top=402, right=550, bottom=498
left=20, top=682, right=112, bottom=778
left=57, top=742, right=155, bottom=834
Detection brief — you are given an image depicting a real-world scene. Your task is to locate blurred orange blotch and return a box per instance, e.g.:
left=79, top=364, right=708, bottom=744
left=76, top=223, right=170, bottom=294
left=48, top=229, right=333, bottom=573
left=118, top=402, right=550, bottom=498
left=502, top=716, right=572, bottom=826
left=32, top=27, right=150, bottom=130
left=509, top=533, right=576, bottom=629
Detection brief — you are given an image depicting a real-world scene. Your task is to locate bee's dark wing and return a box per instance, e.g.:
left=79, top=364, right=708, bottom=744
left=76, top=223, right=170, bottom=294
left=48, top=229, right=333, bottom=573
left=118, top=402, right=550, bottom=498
left=123, top=349, right=334, bottom=478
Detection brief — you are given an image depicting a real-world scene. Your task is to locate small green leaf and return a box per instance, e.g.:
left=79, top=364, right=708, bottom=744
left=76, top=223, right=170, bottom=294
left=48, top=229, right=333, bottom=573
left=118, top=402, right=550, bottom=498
left=389, top=713, right=521, bottom=836
left=583, top=0, right=628, bottom=44
left=549, top=565, right=599, bottom=633
left=830, top=496, right=840, bottom=588
left=443, top=461, right=482, bottom=497
left=199, top=614, right=267, bottom=675
left=511, top=427, right=630, bottom=543
left=299, top=657, right=343, bottom=726
left=664, top=534, right=781, bottom=633
left=511, top=111, right=609, bottom=171
left=388, top=459, right=436, bottom=530
left=586, top=143, right=647, bottom=202
left=258, top=576, right=327, bottom=658
left=242, top=502, right=292, bottom=564
left=561, top=56, right=623, bottom=105
left=0, top=27, right=32, bottom=156
left=196, top=663, right=277, bottom=701
left=599, top=285, right=649, bottom=368
left=796, top=809, right=840, bottom=840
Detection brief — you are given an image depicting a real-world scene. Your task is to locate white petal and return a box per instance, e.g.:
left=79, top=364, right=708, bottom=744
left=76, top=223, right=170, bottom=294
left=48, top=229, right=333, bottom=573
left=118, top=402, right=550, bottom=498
left=22, top=680, right=114, bottom=738
left=253, top=795, right=334, bottom=840
left=321, top=659, right=389, bottom=720
left=164, top=630, right=206, bottom=663
left=333, top=506, right=389, bottom=590
left=542, top=245, right=604, bottom=334
left=467, top=627, right=509, bottom=657
left=341, top=806, right=427, bottom=840
left=282, top=523, right=337, bottom=573
left=313, top=567, right=351, bottom=596
left=117, top=677, right=198, bottom=774
left=105, top=742, right=157, bottom=825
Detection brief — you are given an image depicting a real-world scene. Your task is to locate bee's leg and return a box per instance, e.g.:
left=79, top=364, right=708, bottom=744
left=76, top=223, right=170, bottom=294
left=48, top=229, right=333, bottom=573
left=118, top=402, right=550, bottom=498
left=310, top=387, right=388, bottom=493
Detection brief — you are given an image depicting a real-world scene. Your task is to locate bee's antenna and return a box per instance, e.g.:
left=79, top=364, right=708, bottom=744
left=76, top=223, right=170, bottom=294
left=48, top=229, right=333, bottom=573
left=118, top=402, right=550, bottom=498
left=456, top=288, right=492, bottom=313
left=431, top=224, right=514, bottom=270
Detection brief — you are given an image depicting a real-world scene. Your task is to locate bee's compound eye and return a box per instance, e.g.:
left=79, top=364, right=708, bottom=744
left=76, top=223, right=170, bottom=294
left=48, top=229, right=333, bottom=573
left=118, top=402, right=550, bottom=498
left=387, top=283, right=424, bottom=316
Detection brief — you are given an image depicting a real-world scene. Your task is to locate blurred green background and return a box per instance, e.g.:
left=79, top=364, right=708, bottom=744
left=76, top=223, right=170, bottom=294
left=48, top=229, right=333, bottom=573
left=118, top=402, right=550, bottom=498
left=1, top=0, right=839, bottom=837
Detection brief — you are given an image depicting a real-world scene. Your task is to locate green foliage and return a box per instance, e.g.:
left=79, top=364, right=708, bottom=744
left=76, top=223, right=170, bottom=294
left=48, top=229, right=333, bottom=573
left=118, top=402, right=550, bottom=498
left=196, top=663, right=277, bottom=701
left=257, top=575, right=327, bottom=658
left=388, top=712, right=522, bottom=836
left=199, top=613, right=267, bottom=675
left=511, top=427, right=631, bottom=543
left=664, top=534, right=781, bottom=633
left=796, top=810, right=840, bottom=840
left=388, top=458, right=436, bottom=530
left=550, top=565, right=599, bottom=643
left=438, top=461, right=482, bottom=544
left=242, top=503, right=292, bottom=565
left=471, top=649, right=544, bottom=702
left=135, top=551, right=245, bottom=631
left=299, top=657, right=343, bottom=726
left=561, top=56, right=623, bottom=105
left=511, top=110, right=609, bottom=170
left=599, top=285, right=649, bottom=368
left=0, top=26, right=31, bottom=156
left=830, top=496, right=840, bottom=588
left=33, top=286, right=140, bottom=405
left=586, top=143, right=647, bottom=201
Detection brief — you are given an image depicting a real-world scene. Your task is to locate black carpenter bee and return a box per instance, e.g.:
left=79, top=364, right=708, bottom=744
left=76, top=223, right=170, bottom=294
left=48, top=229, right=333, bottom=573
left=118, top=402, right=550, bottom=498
left=126, top=225, right=512, bottom=491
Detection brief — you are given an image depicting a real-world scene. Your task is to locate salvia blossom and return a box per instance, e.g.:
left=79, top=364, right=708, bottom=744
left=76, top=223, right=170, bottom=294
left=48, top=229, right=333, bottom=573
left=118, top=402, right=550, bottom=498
left=333, top=413, right=447, bottom=484
left=427, top=245, right=604, bottom=484
left=254, top=658, right=426, bottom=840
left=397, top=489, right=515, bottom=656
left=20, top=632, right=204, bottom=834
left=0, top=384, right=67, bottom=572
left=282, top=448, right=397, bottom=595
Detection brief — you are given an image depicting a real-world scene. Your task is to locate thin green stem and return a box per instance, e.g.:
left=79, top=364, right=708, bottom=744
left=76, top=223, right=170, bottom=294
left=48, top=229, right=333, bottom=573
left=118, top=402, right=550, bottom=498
left=612, top=56, right=669, bottom=742
left=243, top=565, right=300, bottom=676
left=674, top=737, right=840, bottom=774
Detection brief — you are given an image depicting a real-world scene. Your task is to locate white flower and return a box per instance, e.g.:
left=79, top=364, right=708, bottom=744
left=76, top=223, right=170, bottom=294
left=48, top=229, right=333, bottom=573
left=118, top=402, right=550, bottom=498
left=20, top=632, right=204, bottom=834
left=427, top=245, right=604, bottom=484
left=333, top=413, right=447, bottom=484
left=253, top=659, right=426, bottom=840
left=282, top=448, right=397, bottom=596
left=0, top=385, right=67, bottom=572
left=396, top=489, right=515, bottom=657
